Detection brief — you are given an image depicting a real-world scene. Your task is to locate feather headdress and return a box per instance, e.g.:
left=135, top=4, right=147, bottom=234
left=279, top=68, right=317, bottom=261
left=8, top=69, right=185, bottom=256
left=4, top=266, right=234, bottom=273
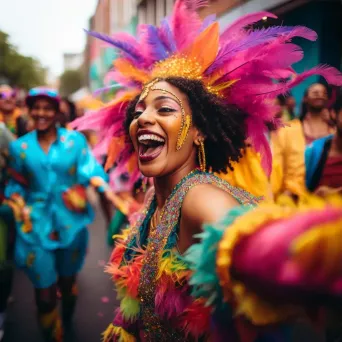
left=71, top=0, right=342, bottom=187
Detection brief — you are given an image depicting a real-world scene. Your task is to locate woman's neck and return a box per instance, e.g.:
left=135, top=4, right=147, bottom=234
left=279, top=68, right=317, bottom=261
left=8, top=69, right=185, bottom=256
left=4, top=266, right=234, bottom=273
left=153, top=161, right=197, bottom=209
left=37, top=126, right=57, bottom=144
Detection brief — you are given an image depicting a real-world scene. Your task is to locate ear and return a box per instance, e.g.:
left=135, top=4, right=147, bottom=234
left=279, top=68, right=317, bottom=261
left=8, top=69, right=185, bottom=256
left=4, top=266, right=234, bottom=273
left=193, top=127, right=205, bottom=146
left=330, top=109, right=337, bottom=124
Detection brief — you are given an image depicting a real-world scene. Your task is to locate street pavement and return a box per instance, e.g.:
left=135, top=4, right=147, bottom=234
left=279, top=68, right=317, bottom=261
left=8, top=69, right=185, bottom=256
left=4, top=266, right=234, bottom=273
left=3, top=198, right=117, bottom=342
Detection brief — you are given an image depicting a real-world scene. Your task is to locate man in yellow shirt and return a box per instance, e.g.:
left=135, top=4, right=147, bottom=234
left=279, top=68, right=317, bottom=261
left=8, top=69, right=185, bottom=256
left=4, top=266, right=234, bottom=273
left=219, top=119, right=306, bottom=201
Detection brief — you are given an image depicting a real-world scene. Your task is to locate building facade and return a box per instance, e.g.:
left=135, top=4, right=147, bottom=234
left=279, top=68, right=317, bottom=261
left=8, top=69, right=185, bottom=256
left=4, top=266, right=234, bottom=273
left=215, top=0, right=342, bottom=113
left=85, top=0, right=139, bottom=93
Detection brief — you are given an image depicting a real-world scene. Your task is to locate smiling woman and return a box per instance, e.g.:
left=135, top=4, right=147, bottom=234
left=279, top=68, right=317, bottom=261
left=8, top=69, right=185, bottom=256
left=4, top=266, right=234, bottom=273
left=70, top=0, right=342, bottom=341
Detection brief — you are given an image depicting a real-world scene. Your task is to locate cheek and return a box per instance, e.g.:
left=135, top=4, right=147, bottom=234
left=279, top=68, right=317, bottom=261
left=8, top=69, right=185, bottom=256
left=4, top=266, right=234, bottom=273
left=129, top=120, right=138, bottom=145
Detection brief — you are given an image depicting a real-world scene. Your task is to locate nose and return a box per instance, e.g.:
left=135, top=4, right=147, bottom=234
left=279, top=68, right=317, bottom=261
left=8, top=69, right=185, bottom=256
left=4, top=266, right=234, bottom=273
left=137, top=109, right=156, bottom=127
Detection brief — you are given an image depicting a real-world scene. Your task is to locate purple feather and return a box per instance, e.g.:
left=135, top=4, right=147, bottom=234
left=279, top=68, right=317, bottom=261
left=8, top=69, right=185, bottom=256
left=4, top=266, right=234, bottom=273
left=200, top=14, right=216, bottom=32
left=84, top=29, right=145, bottom=64
left=138, top=25, right=169, bottom=61
left=159, top=19, right=177, bottom=53
left=207, top=26, right=302, bottom=74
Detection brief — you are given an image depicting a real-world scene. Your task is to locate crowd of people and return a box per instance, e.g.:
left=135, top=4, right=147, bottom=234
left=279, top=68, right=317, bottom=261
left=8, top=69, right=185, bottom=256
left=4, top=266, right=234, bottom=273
left=1, top=1, right=342, bottom=342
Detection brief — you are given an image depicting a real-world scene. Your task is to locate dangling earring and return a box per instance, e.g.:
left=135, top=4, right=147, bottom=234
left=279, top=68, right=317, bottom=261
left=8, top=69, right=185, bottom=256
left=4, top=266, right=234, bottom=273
left=198, top=140, right=206, bottom=172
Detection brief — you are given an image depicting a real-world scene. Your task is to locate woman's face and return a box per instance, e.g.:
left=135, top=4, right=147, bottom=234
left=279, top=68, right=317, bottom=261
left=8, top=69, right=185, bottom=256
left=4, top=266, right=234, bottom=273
left=306, top=84, right=328, bottom=110
left=30, top=97, right=57, bottom=132
left=129, top=81, right=199, bottom=178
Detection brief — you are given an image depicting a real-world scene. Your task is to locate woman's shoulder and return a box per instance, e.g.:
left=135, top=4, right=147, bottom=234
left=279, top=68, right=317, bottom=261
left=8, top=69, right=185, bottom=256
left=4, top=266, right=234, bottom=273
left=182, top=183, right=239, bottom=227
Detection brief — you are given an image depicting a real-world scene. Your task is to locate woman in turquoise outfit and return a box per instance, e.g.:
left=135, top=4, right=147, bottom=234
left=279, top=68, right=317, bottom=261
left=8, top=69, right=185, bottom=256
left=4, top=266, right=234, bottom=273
left=4, top=87, right=109, bottom=341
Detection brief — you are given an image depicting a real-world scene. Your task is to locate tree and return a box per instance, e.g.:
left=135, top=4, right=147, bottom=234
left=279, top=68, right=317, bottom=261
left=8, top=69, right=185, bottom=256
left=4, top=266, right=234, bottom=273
left=0, top=31, right=46, bottom=89
left=59, top=69, right=83, bottom=97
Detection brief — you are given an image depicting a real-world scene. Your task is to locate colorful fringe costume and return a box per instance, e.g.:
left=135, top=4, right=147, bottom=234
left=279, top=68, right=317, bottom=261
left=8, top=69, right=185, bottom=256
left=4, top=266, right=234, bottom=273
left=104, top=171, right=258, bottom=341
left=70, top=0, right=342, bottom=341
left=186, top=194, right=342, bottom=340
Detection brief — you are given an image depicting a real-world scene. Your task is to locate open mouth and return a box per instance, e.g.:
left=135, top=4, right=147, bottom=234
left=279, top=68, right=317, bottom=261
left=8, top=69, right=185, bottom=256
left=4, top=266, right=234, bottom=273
left=138, top=133, right=165, bottom=162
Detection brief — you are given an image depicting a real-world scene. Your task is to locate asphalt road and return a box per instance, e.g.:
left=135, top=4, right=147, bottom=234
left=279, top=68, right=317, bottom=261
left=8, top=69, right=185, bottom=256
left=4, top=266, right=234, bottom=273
left=3, top=199, right=117, bottom=342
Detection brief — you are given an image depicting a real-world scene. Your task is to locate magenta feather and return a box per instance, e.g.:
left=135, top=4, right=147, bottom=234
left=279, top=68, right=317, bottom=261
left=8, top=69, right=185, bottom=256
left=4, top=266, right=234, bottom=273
left=155, top=279, right=191, bottom=319
left=171, top=0, right=203, bottom=50
left=220, top=11, right=277, bottom=41
left=250, top=65, right=342, bottom=98
left=208, top=26, right=305, bottom=74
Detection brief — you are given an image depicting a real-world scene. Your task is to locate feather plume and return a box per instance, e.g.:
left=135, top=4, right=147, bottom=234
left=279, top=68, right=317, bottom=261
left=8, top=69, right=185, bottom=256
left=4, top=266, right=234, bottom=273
left=171, top=0, right=203, bottom=50
left=209, top=26, right=300, bottom=74
left=138, top=25, right=169, bottom=61
left=85, top=29, right=144, bottom=64
left=158, top=19, right=177, bottom=53
left=201, top=14, right=216, bottom=31
left=220, top=11, right=277, bottom=41
left=93, top=84, right=122, bottom=96
left=186, top=22, right=219, bottom=73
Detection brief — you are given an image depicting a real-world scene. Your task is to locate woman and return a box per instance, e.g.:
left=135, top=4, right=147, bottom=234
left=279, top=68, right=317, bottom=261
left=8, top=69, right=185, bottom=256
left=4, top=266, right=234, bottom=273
left=300, top=83, right=335, bottom=145
left=306, top=92, right=342, bottom=194
left=72, top=1, right=342, bottom=340
left=4, top=87, right=110, bottom=341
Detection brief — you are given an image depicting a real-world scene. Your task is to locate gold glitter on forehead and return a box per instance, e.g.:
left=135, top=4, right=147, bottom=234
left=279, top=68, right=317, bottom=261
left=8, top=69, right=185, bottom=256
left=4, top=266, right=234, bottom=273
left=151, top=56, right=203, bottom=81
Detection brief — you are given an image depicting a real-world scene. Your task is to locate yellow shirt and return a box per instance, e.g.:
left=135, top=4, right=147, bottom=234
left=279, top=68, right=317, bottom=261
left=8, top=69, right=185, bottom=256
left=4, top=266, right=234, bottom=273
left=218, top=120, right=306, bottom=200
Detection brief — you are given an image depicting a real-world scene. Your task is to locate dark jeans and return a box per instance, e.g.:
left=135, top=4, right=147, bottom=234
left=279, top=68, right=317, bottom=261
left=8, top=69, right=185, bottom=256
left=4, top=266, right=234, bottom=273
left=0, top=204, right=16, bottom=312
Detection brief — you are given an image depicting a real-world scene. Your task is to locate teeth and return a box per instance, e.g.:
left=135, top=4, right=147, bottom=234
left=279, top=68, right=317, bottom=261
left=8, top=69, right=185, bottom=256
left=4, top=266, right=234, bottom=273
left=138, top=134, right=165, bottom=143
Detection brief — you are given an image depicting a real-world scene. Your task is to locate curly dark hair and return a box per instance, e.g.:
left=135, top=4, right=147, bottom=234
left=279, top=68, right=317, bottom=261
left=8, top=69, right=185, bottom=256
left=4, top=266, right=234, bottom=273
left=124, top=77, right=249, bottom=173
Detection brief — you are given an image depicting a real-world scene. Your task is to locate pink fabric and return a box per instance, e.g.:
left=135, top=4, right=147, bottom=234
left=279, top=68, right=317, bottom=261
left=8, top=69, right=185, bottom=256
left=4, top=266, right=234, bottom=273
left=232, top=208, right=342, bottom=301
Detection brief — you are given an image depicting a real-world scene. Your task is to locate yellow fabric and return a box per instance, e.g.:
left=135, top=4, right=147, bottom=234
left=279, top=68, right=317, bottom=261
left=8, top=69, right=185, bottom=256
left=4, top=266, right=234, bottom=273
left=218, top=119, right=305, bottom=200
left=0, top=108, right=22, bottom=136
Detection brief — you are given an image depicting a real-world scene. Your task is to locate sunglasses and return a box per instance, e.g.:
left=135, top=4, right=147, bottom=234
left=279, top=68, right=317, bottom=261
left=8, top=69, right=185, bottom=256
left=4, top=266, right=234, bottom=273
left=0, top=91, right=16, bottom=99
left=28, top=88, right=59, bottom=98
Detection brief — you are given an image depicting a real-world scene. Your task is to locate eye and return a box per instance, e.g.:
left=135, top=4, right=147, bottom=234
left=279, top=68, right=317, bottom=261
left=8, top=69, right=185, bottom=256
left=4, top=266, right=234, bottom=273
left=133, top=110, right=143, bottom=119
left=158, top=107, right=176, bottom=114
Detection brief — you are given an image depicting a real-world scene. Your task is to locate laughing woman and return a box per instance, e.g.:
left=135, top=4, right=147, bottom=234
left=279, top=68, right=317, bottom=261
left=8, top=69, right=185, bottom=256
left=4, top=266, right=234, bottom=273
left=72, top=1, right=342, bottom=341
left=4, top=88, right=110, bottom=341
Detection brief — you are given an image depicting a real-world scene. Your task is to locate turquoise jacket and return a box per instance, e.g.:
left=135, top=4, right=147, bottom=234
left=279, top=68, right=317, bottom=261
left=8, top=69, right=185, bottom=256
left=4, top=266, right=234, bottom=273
left=5, top=128, right=107, bottom=250
left=305, top=135, right=333, bottom=191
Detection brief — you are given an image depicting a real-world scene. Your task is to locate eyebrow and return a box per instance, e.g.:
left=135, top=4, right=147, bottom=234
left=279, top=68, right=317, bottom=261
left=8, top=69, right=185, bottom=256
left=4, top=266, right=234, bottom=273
left=137, top=95, right=180, bottom=107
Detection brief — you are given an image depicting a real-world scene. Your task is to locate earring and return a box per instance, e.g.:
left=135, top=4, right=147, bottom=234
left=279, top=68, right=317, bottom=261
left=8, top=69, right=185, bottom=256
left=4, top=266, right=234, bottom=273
left=198, top=140, right=206, bottom=172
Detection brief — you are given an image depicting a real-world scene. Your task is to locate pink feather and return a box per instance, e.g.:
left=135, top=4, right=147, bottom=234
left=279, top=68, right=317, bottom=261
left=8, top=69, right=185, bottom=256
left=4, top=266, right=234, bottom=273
left=179, top=299, right=211, bottom=339
left=155, top=276, right=191, bottom=319
left=221, top=11, right=277, bottom=41
left=171, top=0, right=203, bottom=50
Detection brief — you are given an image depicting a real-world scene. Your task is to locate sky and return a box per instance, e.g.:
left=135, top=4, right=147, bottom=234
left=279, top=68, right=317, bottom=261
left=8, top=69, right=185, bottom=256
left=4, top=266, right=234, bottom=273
left=0, top=0, right=98, bottom=78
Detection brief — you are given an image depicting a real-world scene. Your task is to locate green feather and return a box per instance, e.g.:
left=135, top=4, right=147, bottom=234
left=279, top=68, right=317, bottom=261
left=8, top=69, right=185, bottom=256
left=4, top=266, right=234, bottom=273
left=120, top=296, right=140, bottom=321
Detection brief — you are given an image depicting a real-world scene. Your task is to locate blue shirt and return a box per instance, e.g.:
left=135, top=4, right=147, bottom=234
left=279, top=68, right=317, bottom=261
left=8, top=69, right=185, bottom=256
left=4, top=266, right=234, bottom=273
left=5, top=128, right=108, bottom=250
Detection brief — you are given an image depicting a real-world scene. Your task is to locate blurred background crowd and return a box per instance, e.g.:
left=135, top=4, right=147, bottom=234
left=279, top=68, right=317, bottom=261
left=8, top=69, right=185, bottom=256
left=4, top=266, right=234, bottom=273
left=0, top=0, right=342, bottom=341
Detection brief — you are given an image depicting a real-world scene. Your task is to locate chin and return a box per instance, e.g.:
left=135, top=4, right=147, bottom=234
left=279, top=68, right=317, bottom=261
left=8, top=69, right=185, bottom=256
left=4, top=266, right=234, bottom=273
left=138, top=160, right=168, bottom=178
